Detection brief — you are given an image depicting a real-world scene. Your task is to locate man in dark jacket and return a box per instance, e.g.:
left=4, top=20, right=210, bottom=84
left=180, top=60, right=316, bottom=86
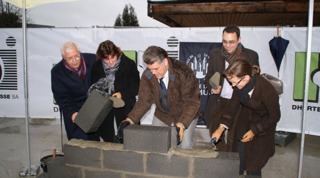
left=119, top=46, right=200, bottom=149
left=51, top=41, right=99, bottom=141
left=204, top=26, right=260, bottom=151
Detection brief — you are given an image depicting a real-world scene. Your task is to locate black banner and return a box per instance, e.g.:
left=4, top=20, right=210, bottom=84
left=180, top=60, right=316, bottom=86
left=179, top=42, right=221, bottom=125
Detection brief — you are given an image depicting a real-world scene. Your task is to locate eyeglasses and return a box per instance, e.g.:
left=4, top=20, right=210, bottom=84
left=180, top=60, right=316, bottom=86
left=64, top=54, right=81, bottom=62
left=231, top=77, right=244, bottom=87
left=222, top=40, right=237, bottom=45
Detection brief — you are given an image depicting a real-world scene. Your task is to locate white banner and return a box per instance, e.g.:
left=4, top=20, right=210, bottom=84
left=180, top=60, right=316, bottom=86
left=277, top=28, right=320, bottom=135
left=0, top=29, right=25, bottom=117
left=0, top=27, right=319, bottom=135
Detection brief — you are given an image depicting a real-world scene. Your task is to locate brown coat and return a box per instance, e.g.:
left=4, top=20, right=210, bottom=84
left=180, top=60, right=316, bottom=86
left=128, top=58, right=200, bottom=128
left=221, top=75, right=281, bottom=171
left=204, top=45, right=260, bottom=134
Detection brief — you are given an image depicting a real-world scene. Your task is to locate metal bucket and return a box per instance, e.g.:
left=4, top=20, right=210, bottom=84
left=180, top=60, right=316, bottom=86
left=40, top=149, right=63, bottom=172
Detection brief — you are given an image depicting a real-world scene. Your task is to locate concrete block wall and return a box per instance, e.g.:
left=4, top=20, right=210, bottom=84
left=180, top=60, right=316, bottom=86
left=46, top=125, right=240, bottom=178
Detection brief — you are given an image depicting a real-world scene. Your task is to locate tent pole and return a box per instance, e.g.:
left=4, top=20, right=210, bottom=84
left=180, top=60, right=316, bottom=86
left=19, top=2, right=39, bottom=176
left=23, top=5, right=32, bottom=174
left=298, top=0, right=314, bottom=178
left=19, top=2, right=32, bottom=176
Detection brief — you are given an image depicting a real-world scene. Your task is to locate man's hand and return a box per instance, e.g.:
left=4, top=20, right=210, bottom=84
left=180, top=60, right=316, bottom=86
left=241, top=130, right=255, bottom=143
left=71, top=112, right=78, bottom=123
left=112, top=92, right=122, bottom=99
left=175, top=122, right=185, bottom=145
left=117, top=118, right=134, bottom=143
left=211, top=86, right=222, bottom=94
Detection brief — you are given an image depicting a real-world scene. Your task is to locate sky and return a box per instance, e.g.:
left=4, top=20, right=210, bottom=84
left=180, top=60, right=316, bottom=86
left=26, top=0, right=167, bottom=27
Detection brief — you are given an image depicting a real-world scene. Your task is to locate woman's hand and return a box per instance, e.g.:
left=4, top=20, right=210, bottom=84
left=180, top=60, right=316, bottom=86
left=112, top=92, right=122, bottom=99
left=211, top=125, right=225, bottom=142
left=241, top=130, right=255, bottom=142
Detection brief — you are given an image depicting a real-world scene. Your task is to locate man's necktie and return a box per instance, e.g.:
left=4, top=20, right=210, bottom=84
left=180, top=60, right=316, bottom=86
left=159, top=77, right=169, bottom=112
left=159, top=78, right=167, bottom=94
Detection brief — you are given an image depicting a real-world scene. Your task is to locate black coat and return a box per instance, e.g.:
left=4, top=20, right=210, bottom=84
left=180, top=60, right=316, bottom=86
left=51, top=53, right=99, bottom=140
left=91, top=54, right=140, bottom=142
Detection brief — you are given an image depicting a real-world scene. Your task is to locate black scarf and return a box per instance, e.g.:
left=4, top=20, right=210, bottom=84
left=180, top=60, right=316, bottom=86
left=237, top=75, right=256, bottom=104
left=221, top=43, right=244, bottom=64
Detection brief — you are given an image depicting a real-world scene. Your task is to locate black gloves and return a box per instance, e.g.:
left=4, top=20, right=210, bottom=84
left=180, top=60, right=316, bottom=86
left=117, top=120, right=131, bottom=143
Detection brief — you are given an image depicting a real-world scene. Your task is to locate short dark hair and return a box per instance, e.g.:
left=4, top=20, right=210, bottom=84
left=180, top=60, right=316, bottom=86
left=96, top=40, right=122, bottom=60
left=223, top=26, right=240, bottom=39
left=143, top=46, right=168, bottom=65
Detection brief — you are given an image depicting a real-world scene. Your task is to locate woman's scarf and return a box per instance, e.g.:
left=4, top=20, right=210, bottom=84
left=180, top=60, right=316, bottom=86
left=221, top=43, right=244, bottom=64
left=88, top=56, right=121, bottom=96
left=237, top=75, right=256, bottom=104
left=63, top=56, right=86, bottom=80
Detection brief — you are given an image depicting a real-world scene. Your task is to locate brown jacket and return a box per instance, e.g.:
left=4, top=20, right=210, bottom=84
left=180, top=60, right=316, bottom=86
left=128, top=58, right=200, bottom=128
left=221, top=75, right=280, bottom=171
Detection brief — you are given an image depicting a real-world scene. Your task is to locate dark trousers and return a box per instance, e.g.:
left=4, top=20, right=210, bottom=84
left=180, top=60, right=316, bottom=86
left=97, top=108, right=129, bottom=142
left=63, top=112, right=99, bottom=141
left=97, top=110, right=116, bottom=142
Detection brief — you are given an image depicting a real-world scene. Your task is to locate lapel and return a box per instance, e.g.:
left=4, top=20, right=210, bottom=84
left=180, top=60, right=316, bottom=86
left=167, top=58, right=176, bottom=91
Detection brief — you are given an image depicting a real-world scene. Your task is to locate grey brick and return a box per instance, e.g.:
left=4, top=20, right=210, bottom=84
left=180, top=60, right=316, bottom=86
left=217, top=151, right=240, bottom=160
left=103, top=150, right=144, bottom=173
left=47, top=156, right=82, bottom=178
left=146, top=153, right=189, bottom=177
left=84, top=170, right=121, bottom=178
left=49, top=133, right=240, bottom=178
left=124, top=125, right=171, bottom=153
left=75, top=90, right=113, bottom=133
left=125, top=174, right=160, bottom=178
left=170, top=126, right=177, bottom=149
left=193, top=153, right=239, bottom=178
left=64, top=143, right=101, bottom=167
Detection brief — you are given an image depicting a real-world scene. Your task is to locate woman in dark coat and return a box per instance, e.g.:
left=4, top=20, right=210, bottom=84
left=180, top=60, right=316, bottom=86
left=89, top=40, right=140, bottom=142
left=211, top=59, right=280, bottom=176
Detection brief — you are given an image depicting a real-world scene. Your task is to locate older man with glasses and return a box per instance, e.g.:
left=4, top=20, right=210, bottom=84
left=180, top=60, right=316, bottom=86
left=51, top=41, right=99, bottom=141
left=204, top=26, right=260, bottom=152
